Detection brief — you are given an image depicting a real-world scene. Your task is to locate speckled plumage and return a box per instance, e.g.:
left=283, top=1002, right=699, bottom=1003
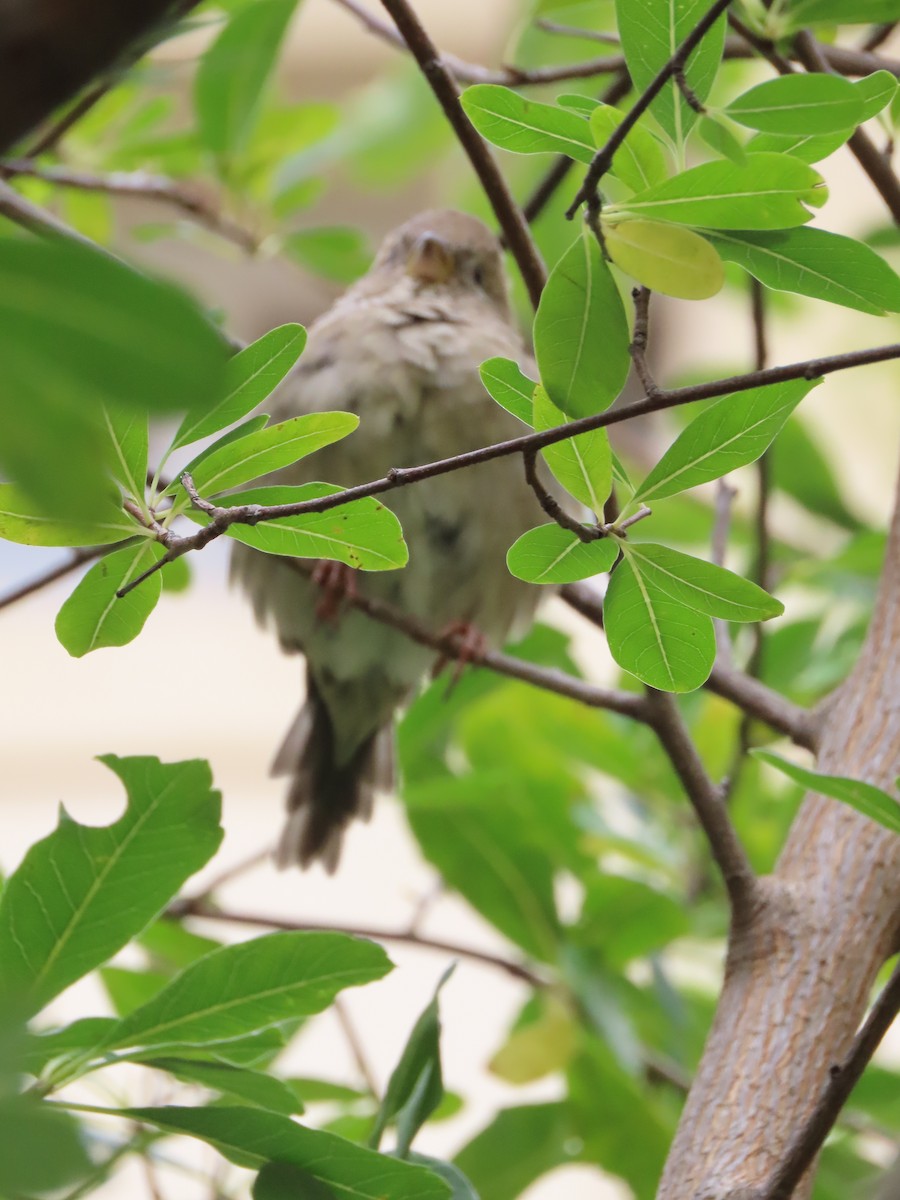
left=231, top=210, right=547, bottom=869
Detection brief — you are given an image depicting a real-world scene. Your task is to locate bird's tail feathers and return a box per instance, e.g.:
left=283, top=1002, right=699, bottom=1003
left=273, top=675, right=395, bottom=872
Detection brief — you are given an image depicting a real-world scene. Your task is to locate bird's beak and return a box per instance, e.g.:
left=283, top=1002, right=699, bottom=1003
left=406, top=233, right=455, bottom=285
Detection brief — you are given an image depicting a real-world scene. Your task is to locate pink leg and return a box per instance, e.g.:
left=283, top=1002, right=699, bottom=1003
left=311, top=560, right=358, bottom=623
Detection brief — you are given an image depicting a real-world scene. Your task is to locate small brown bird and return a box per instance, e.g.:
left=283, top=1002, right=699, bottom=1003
left=232, top=210, right=546, bottom=870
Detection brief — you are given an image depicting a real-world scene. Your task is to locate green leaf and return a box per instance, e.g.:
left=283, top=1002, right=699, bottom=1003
left=574, top=874, right=689, bottom=968
left=402, top=1155, right=478, bottom=1200
left=622, top=542, right=784, bottom=621
left=125, top=1106, right=451, bottom=1200
left=604, top=220, right=724, bottom=300
left=707, top=227, right=900, bottom=315
left=753, top=752, right=900, bottom=835
left=479, top=357, right=535, bottom=425
left=194, top=0, right=299, bottom=159
left=745, top=128, right=851, bottom=164
left=588, top=105, right=668, bottom=192
left=771, top=416, right=861, bottom=530
left=619, top=154, right=826, bottom=229
left=533, top=386, right=612, bottom=513
left=455, top=1103, right=571, bottom=1200
left=533, top=231, right=630, bottom=418
left=254, top=1163, right=337, bottom=1200
left=604, top=558, right=716, bottom=692
left=632, top=377, right=818, bottom=503
left=101, top=965, right=169, bottom=1016
left=697, top=114, right=747, bottom=165
left=0, top=756, right=222, bottom=1019
left=0, top=1099, right=92, bottom=1196
left=783, top=0, right=900, bottom=27
left=616, top=0, right=727, bottom=148
left=172, top=324, right=307, bottom=451
left=23, top=1017, right=119, bottom=1077
left=489, top=995, right=576, bottom=1084
left=106, top=932, right=391, bottom=1055
left=726, top=74, right=863, bottom=135
left=54, top=542, right=165, bottom=657
left=459, top=85, right=595, bottom=162
left=284, top=227, right=372, bottom=283
left=181, top=412, right=359, bottom=499
left=507, top=524, right=618, bottom=584
left=144, top=1058, right=303, bottom=1114
left=209, top=484, right=408, bottom=570
left=102, top=402, right=149, bottom=502
left=371, top=966, right=452, bottom=1156
left=0, top=483, right=135, bottom=546
left=855, top=70, right=898, bottom=121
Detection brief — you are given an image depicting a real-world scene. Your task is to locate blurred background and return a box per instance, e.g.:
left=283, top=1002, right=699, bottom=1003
left=2, top=1, right=900, bottom=1196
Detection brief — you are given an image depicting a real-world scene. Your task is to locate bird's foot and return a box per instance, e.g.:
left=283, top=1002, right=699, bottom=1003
left=433, top=620, right=490, bottom=694
left=312, top=559, right=358, bottom=623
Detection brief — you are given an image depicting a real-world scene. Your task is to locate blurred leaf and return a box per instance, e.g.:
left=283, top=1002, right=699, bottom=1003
left=753, top=751, right=900, bottom=835
left=288, top=1078, right=368, bottom=1104
left=697, top=115, right=747, bottom=164
left=176, top=412, right=359, bottom=500
left=284, top=227, right=372, bottom=284
left=212, top=484, right=408, bottom=570
left=172, top=324, right=307, bottom=451
left=23, top=1017, right=118, bottom=1077
left=534, top=386, right=613, bottom=513
left=616, top=0, right=726, bottom=147
left=534, top=230, right=630, bottom=418
left=106, top=932, right=391, bottom=1055
left=490, top=994, right=576, bottom=1083
left=708, top=227, right=900, bottom=315
left=138, top=918, right=222, bottom=973
left=161, top=554, right=193, bottom=592
left=194, top=0, right=300, bottom=161
left=54, top=541, right=165, bottom=657
left=726, top=74, right=863, bottom=134
left=604, top=220, right=724, bottom=300
left=146, top=1057, right=303, bottom=1114
left=604, top=558, right=716, bottom=692
left=0, top=756, right=222, bottom=1020
left=589, top=104, right=668, bottom=192
left=455, top=1103, right=571, bottom=1200
left=479, top=357, right=535, bottom=425
left=101, top=965, right=169, bottom=1016
left=254, top=1162, right=337, bottom=1199
left=402, top=1154, right=478, bottom=1200
left=507, top=524, right=618, bottom=584
left=772, top=416, right=861, bottom=530
left=460, top=85, right=595, bottom=162
left=0, top=1098, right=91, bottom=1195
left=371, top=966, right=453, bottom=1156
left=126, top=1106, right=451, bottom=1199
left=633, top=377, right=818, bottom=503
left=622, top=543, right=783, bottom=621
left=619, top=154, right=826, bottom=228
left=574, top=873, right=690, bottom=967
left=0, top=484, right=134, bottom=546
left=783, top=0, right=900, bottom=26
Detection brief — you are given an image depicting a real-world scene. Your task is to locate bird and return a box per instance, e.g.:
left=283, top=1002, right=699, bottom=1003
left=231, top=209, right=548, bottom=871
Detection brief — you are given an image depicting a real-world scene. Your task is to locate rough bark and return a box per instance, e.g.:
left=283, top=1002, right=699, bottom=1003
left=657, top=455, right=900, bottom=1200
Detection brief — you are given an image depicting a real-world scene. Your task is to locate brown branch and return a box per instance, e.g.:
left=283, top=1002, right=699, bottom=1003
left=377, top=0, right=546, bottom=308
left=644, top=690, right=758, bottom=915
left=0, top=160, right=259, bottom=252
left=629, top=286, right=658, bottom=396
left=117, top=342, right=900, bottom=594
left=760, top=959, right=900, bottom=1200
left=523, top=448, right=599, bottom=539
left=167, top=898, right=547, bottom=988
left=0, top=176, right=124, bottom=256
left=567, top=0, right=734, bottom=218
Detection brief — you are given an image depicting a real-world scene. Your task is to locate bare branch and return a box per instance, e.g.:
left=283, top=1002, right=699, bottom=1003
left=523, top=448, right=599, bottom=539
left=1, top=160, right=259, bottom=252
left=644, top=690, right=758, bottom=915
left=760, top=958, right=900, bottom=1200
left=0, top=177, right=123, bottom=256
left=629, top=286, right=659, bottom=396
left=567, top=0, right=733, bottom=217
left=377, top=0, right=546, bottom=309
left=117, top=342, right=900, bottom=593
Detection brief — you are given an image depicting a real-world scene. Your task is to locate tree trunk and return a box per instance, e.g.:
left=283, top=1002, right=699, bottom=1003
left=657, top=455, right=900, bottom=1200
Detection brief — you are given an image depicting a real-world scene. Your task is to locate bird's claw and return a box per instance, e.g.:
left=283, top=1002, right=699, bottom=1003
left=433, top=620, right=489, bottom=696
left=312, top=559, right=358, bottom=623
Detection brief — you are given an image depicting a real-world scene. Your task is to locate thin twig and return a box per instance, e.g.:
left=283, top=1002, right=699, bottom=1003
left=0, top=177, right=123, bottom=257
left=523, top=448, right=599, bottom=538
left=0, top=546, right=110, bottom=612
left=567, top=0, right=733, bottom=217
left=166, top=898, right=547, bottom=987
left=0, top=160, right=259, bottom=252
left=629, top=287, right=658, bottom=396
left=377, top=0, right=546, bottom=309
left=334, top=998, right=380, bottom=1097
left=760, top=959, right=900, bottom=1200
left=644, top=690, right=758, bottom=915
left=861, top=22, right=898, bottom=53
left=712, top=480, right=738, bottom=663
left=117, top=341, right=900, bottom=594
left=534, top=19, right=622, bottom=45
left=728, top=13, right=795, bottom=74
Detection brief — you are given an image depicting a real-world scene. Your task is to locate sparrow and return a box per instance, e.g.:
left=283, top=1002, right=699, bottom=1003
left=231, top=209, right=547, bottom=870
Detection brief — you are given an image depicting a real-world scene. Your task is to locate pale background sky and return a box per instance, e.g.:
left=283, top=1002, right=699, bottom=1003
left=2, top=1, right=899, bottom=1196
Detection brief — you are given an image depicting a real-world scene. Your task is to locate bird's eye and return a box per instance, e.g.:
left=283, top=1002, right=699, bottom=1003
left=473, top=265, right=486, bottom=288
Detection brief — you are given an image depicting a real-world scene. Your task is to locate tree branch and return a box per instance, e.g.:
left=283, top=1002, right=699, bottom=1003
left=644, top=689, right=758, bottom=915
left=0, top=160, right=259, bottom=252
left=0, top=547, right=110, bottom=612
left=377, top=0, right=546, bottom=308
left=118, top=341, right=900, bottom=593
left=761, top=958, right=900, bottom=1200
